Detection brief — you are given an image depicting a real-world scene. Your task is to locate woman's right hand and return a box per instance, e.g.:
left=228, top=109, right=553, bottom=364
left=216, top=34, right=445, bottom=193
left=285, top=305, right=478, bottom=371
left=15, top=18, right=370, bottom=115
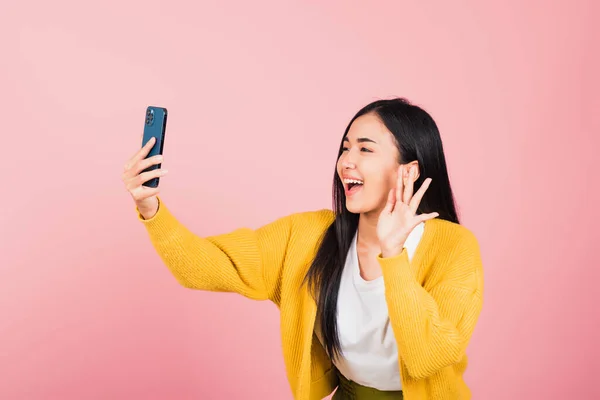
left=122, top=137, right=168, bottom=219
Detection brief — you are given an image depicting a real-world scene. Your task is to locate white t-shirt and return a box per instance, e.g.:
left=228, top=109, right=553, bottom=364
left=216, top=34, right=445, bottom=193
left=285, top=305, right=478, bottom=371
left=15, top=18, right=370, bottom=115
left=315, top=222, right=424, bottom=391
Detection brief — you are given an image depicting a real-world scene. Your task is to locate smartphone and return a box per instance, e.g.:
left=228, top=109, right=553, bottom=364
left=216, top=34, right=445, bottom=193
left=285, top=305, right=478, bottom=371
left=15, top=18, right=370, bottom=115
left=141, top=106, right=168, bottom=187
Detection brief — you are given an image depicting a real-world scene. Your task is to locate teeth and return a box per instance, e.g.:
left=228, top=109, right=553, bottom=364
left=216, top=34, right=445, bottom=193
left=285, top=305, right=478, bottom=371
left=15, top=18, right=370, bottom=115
left=343, top=178, right=364, bottom=185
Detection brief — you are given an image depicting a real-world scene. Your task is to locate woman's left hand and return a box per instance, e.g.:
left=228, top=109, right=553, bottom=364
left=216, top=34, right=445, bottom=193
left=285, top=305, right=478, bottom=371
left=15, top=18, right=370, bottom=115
left=377, top=164, right=439, bottom=258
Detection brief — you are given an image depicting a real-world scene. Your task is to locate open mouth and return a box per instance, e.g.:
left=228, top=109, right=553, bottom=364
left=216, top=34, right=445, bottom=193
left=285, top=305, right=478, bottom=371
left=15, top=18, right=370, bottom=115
left=344, top=178, right=364, bottom=195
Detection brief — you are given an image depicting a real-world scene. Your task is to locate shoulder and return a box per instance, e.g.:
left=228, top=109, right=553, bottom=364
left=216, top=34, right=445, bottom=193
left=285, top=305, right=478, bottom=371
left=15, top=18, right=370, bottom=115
left=288, top=209, right=336, bottom=232
left=425, top=218, right=484, bottom=289
left=256, top=209, right=335, bottom=237
left=426, top=218, right=480, bottom=252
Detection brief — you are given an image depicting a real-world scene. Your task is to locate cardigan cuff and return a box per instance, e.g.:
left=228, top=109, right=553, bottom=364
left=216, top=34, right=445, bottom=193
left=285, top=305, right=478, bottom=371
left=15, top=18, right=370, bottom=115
left=376, top=249, right=418, bottom=284
left=135, top=196, right=179, bottom=240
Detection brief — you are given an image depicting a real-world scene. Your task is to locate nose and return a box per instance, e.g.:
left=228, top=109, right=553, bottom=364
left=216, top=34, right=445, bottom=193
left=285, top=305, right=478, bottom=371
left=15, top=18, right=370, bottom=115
left=342, top=160, right=356, bottom=169
left=340, top=149, right=357, bottom=169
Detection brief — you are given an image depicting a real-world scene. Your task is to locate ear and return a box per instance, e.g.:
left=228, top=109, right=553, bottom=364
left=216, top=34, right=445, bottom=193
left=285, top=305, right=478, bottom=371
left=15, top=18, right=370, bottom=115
left=403, top=161, right=420, bottom=182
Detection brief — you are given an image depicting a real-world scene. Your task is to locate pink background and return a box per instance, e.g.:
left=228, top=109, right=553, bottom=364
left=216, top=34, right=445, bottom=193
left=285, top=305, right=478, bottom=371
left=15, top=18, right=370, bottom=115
left=1, top=1, right=599, bottom=399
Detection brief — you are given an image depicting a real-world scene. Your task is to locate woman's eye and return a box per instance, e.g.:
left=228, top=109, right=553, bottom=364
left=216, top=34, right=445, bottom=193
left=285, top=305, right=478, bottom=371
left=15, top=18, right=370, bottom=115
left=341, top=146, right=372, bottom=153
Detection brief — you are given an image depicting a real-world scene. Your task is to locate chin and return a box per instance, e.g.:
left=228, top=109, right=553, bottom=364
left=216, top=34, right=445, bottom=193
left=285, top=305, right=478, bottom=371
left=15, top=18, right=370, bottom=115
left=344, top=203, right=361, bottom=214
left=344, top=200, right=377, bottom=215
left=345, top=194, right=389, bottom=215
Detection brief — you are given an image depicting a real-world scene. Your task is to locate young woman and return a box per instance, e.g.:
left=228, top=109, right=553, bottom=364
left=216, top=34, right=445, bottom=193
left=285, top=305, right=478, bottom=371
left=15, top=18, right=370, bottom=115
left=121, top=98, right=484, bottom=400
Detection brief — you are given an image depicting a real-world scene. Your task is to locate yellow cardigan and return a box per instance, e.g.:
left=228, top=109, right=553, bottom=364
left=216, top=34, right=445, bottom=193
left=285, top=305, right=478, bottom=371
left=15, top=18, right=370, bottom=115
left=137, top=197, right=484, bottom=400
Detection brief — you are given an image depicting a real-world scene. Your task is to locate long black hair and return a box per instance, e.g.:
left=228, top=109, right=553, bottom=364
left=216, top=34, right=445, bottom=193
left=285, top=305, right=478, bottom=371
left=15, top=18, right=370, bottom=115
left=304, top=97, right=460, bottom=361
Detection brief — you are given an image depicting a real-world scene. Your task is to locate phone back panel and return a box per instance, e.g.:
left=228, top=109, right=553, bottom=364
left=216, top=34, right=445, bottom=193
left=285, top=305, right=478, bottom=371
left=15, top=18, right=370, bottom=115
left=141, top=106, right=167, bottom=187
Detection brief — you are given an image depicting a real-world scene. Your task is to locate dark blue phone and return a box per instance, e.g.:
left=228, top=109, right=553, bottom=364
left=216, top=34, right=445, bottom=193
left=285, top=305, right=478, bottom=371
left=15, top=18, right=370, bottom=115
left=141, top=106, right=168, bottom=187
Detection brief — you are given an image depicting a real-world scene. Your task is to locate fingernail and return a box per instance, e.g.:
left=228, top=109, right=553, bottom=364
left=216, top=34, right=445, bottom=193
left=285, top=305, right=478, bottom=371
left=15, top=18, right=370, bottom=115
left=161, top=169, right=168, bottom=175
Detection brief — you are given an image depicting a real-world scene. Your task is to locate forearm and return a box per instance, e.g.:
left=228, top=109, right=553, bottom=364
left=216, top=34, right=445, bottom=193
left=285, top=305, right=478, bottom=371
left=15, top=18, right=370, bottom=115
left=137, top=197, right=291, bottom=300
left=379, top=250, right=483, bottom=379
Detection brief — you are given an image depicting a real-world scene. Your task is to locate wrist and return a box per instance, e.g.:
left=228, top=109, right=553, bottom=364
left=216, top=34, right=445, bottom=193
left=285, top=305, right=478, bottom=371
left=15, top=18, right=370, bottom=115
left=139, top=209, right=156, bottom=220
left=380, top=244, right=405, bottom=258
left=138, top=200, right=159, bottom=220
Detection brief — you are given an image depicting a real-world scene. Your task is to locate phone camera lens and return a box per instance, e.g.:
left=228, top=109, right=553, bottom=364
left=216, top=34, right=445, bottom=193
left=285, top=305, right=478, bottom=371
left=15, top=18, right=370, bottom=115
left=146, top=109, right=155, bottom=125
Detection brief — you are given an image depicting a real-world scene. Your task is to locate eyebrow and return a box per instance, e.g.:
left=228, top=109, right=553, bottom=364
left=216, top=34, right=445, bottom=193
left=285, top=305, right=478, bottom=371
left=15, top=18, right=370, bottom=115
left=343, top=136, right=377, bottom=144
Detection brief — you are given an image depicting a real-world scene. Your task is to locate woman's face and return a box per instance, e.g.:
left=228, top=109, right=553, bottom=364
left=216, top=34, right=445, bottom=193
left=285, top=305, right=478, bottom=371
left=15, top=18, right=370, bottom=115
left=336, top=113, right=405, bottom=215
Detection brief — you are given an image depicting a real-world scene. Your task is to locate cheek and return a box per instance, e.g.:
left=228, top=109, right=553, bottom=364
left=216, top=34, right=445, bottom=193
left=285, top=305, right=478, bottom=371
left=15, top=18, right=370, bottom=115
left=389, top=171, right=399, bottom=188
left=367, top=166, right=398, bottom=193
left=364, top=170, right=387, bottom=191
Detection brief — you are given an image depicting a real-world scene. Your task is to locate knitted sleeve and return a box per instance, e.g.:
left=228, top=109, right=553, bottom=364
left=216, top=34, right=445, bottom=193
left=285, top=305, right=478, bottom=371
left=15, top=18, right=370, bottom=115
left=136, top=197, right=292, bottom=302
left=377, top=229, right=484, bottom=379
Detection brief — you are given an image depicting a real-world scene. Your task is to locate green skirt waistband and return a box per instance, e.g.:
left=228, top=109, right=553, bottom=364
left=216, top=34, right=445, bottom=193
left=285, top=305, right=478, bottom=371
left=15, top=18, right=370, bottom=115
left=333, top=371, right=403, bottom=400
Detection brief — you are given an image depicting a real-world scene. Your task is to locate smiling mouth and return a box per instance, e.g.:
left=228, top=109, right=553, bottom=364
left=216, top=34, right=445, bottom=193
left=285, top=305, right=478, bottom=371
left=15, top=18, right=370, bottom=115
left=343, top=178, right=364, bottom=195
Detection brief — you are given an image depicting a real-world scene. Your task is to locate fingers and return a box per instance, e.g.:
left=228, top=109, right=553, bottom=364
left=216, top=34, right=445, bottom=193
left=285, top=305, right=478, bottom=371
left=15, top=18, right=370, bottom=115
left=383, top=188, right=396, bottom=213
left=126, top=168, right=168, bottom=190
left=123, top=164, right=165, bottom=204
left=418, top=211, right=440, bottom=223
left=396, top=164, right=404, bottom=206
left=403, top=165, right=415, bottom=204
left=410, top=177, right=432, bottom=212
left=134, top=154, right=163, bottom=176
left=124, top=137, right=156, bottom=172
left=122, top=153, right=162, bottom=183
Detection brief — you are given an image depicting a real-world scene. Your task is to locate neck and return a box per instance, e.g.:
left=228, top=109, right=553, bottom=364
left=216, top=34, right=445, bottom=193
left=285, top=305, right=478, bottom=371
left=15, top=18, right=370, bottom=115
left=357, top=210, right=381, bottom=250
